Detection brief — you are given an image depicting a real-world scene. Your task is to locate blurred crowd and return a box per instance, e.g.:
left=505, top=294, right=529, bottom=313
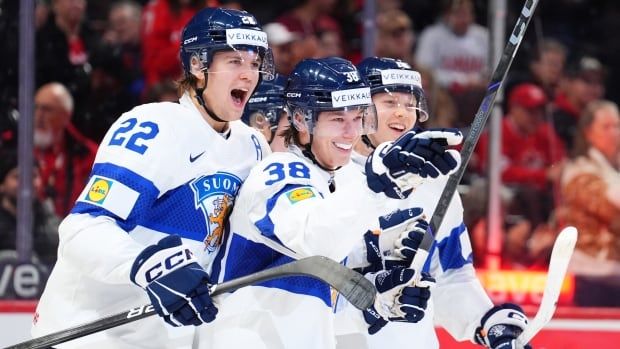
left=1, top=0, right=620, bottom=307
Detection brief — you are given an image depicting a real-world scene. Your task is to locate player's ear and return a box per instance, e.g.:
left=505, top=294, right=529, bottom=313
left=292, top=111, right=309, bottom=134
left=190, top=55, right=206, bottom=83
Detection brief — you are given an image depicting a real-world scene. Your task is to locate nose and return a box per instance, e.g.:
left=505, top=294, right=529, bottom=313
left=342, top=120, right=360, bottom=139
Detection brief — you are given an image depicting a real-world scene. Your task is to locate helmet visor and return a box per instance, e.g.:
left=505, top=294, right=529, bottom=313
left=374, top=88, right=429, bottom=122
left=292, top=105, right=378, bottom=138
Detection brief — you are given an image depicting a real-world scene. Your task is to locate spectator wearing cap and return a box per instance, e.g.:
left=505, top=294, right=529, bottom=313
left=375, top=9, right=416, bottom=67
left=552, top=55, right=607, bottom=153
left=263, top=22, right=304, bottom=76
left=475, top=83, right=566, bottom=226
left=0, top=147, right=60, bottom=267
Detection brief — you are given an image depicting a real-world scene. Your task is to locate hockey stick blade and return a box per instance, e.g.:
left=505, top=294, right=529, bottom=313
left=516, top=226, right=578, bottom=347
left=410, top=0, right=541, bottom=278
left=5, top=256, right=375, bottom=349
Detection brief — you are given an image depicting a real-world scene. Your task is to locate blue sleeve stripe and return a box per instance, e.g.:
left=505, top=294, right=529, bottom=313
left=437, top=222, right=472, bottom=271
left=220, top=232, right=331, bottom=307
left=71, top=162, right=160, bottom=232
left=254, top=184, right=311, bottom=247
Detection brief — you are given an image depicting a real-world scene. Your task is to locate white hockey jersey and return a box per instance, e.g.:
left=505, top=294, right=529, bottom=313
left=334, top=151, right=493, bottom=349
left=203, top=146, right=387, bottom=349
left=32, top=93, right=271, bottom=349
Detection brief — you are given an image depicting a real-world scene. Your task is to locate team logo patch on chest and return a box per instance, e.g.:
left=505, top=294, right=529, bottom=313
left=190, top=172, right=242, bottom=252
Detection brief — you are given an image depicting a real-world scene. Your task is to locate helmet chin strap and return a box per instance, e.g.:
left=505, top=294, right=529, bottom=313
left=361, top=134, right=376, bottom=150
left=194, top=87, right=227, bottom=123
left=301, top=137, right=342, bottom=173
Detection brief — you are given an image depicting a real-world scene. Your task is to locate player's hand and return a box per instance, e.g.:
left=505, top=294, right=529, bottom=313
left=379, top=207, right=428, bottom=268
left=365, top=128, right=462, bottom=199
left=474, top=303, right=532, bottom=349
left=356, top=207, right=427, bottom=274
left=130, top=235, right=218, bottom=327
left=363, top=267, right=435, bottom=335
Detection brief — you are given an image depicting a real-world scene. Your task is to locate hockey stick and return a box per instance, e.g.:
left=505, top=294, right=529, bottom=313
left=5, top=256, right=375, bottom=349
left=409, top=0, right=541, bottom=276
left=516, top=226, right=577, bottom=347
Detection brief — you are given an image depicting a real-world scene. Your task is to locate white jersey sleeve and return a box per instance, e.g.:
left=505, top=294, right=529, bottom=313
left=59, top=103, right=184, bottom=284
left=230, top=152, right=385, bottom=261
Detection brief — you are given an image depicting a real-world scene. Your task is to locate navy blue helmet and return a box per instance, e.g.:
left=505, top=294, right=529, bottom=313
left=242, top=74, right=287, bottom=133
left=180, top=7, right=275, bottom=81
left=285, top=57, right=378, bottom=135
left=357, top=57, right=429, bottom=122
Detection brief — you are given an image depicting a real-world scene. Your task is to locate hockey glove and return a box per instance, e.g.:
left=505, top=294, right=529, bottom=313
left=130, top=235, right=218, bottom=327
left=363, top=267, right=435, bottom=335
left=379, top=207, right=428, bottom=268
left=474, top=303, right=532, bottom=349
left=365, top=128, right=462, bottom=199
left=357, top=207, right=428, bottom=273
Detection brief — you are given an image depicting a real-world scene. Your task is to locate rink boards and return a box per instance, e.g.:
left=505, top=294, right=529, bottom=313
left=2, top=301, right=620, bottom=348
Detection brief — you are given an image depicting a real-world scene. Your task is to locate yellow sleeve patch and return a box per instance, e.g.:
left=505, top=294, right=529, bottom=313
left=286, top=187, right=316, bottom=204
left=85, top=177, right=113, bottom=204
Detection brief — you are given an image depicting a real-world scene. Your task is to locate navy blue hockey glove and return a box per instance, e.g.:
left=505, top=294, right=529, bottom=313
left=474, top=303, right=532, bottom=349
left=357, top=208, right=428, bottom=274
left=365, top=128, right=462, bottom=199
left=379, top=208, right=428, bottom=268
left=130, top=235, right=218, bottom=327
left=363, top=267, right=435, bottom=335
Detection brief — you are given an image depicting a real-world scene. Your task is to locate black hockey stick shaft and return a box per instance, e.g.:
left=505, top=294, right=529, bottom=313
left=411, top=0, right=541, bottom=272
left=6, top=256, right=375, bottom=349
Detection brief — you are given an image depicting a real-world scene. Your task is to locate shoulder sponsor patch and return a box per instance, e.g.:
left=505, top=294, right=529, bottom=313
left=77, top=175, right=140, bottom=220
left=286, top=186, right=316, bottom=204
left=85, top=177, right=113, bottom=204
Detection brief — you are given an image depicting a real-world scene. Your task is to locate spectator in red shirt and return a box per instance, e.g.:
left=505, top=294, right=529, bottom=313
left=33, top=83, right=98, bottom=217
left=475, top=83, right=566, bottom=225
left=141, top=0, right=203, bottom=90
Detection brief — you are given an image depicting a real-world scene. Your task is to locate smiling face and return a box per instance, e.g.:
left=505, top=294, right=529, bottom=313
left=368, top=91, right=418, bottom=145
left=200, top=50, right=262, bottom=123
left=310, top=109, right=364, bottom=169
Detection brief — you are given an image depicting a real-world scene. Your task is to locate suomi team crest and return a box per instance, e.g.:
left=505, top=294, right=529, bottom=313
left=190, top=172, right=242, bottom=252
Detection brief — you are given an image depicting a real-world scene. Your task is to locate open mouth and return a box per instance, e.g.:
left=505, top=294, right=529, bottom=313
left=388, top=122, right=407, bottom=132
left=230, top=88, right=249, bottom=108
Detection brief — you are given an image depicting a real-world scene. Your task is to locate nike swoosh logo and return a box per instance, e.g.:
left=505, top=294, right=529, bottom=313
left=189, top=151, right=205, bottom=163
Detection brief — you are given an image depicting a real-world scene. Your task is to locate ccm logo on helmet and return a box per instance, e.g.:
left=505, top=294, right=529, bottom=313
left=184, top=36, right=198, bottom=45
left=145, top=248, right=194, bottom=283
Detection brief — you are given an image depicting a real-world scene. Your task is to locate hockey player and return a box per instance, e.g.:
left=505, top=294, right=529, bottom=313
left=241, top=73, right=288, bottom=151
left=335, top=57, right=532, bottom=349
left=204, top=57, right=461, bottom=349
left=32, top=8, right=274, bottom=349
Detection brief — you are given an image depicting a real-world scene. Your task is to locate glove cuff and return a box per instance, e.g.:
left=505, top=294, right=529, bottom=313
left=474, top=303, right=529, bottom=347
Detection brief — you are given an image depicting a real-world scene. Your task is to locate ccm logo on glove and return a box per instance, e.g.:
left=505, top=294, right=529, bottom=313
left=134, top=247, right=196, bottom=286
left=145, top=248, right=194, bottom=283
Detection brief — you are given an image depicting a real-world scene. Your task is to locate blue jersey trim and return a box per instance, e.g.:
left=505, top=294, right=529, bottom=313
left=436, top=222, right=472, bottom=271
left=254, top=183, right=309, bottom=247
left=218, top=232, right=331, bottom=307
left=71, top=163, right=160, bottom=232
